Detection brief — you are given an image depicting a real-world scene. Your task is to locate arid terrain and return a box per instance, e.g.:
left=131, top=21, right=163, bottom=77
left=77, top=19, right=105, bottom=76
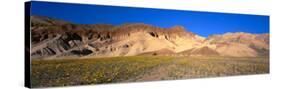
left=30, top=16, right=269, bottom=87
left=30, top=16, right=269, bottom=59
left=31, top=56, right=269, bottom=87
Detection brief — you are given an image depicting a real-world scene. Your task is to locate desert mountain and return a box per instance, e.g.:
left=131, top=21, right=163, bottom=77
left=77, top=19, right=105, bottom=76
left=30, top=16, right=269, bottom=59
left=203, top=32, right=269, bottom=57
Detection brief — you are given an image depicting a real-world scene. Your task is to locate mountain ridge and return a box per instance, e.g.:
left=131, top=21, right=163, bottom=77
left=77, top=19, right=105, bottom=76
left=30, top=15, right=269, bottom=59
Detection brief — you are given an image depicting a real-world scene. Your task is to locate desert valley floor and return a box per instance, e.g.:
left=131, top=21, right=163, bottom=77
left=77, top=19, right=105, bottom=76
left=31, top=56, right=269, bottom=87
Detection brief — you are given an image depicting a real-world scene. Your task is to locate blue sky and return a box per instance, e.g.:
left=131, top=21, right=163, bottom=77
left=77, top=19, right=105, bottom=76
left=30, top=1, right=269, bottom=37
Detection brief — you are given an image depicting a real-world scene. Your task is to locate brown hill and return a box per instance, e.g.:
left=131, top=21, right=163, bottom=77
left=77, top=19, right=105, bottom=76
left=30, top=16, right=269, bottom=59
left=205, top=32, right=269, bottom=57
left=30, top=16, right=204, bottom=59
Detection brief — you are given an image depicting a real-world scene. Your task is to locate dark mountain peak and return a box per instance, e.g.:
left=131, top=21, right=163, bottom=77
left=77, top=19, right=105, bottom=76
left=167, top=25, right=197, bottom=37
left=31, top=15, right=71, bottom=26
left=115, top=23, right=163, bottom=31
left=169, top=25, right=186, bottom=32
left=120, top=23, right=153, bottom=27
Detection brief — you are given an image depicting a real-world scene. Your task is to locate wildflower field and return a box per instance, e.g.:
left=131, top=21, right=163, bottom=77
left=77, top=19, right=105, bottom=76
left=31, top=56, right=269, bottom=87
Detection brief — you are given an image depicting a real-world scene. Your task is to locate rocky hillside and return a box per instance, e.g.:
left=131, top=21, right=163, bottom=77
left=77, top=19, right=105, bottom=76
left=204, top=32, right=269, bottom=57
left=30, top=16, right=269, bottom=59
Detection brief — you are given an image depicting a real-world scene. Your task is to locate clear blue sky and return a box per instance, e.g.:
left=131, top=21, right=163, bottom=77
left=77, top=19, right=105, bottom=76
left=30, top=1, right=269, bottom=37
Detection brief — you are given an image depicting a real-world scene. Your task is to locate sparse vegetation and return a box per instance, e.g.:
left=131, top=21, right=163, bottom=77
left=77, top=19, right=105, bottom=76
left=166, top=57, right=269, bottom=79
left=31, top=56, right=173, bottom=87
left=31, top=56, right=269, bottom=87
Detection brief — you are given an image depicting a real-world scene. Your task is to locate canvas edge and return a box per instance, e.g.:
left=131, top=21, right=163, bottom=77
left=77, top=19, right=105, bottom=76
left=24, top=1, right=31, bottom=88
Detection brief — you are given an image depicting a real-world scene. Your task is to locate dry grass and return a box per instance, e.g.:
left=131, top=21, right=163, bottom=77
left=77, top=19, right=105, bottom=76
left=31, top=56, right=173, bottom=87
left=166, top=57, right=269, bottom=79
left=31, top=56, right=269, bottom=88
